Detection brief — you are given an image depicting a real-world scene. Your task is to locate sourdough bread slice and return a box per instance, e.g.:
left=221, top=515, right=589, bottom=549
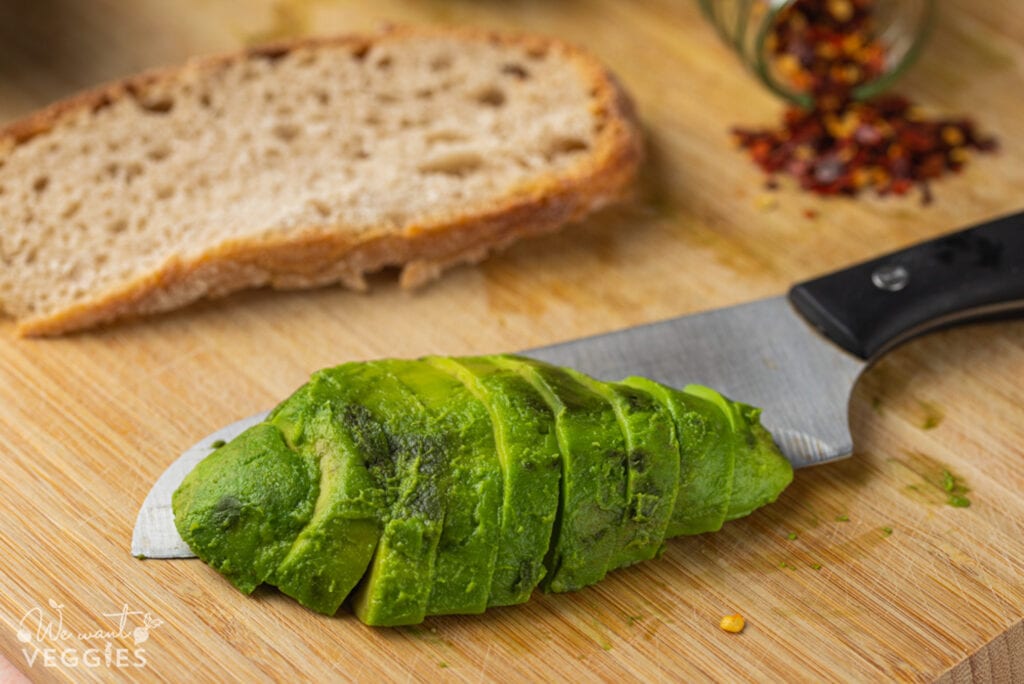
left=0, top=26, right=642, bottom=336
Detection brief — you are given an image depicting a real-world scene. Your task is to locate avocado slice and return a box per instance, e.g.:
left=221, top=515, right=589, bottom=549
left=497, top=356, right=628, bottom=593
left=569, top=373, right=680, bottom=571
left=382, top=359, right=503, bottom=617
left=262, top=376, right=385, bottom=615
left=318, top=362, right=448, bottom=627
left=172, top=421, right=319, bottom=594
left=722, top=402, right=794, bottom=521
left=621, top=379, right=738, bottom=536
left=428, top=355, right=561, bottom=607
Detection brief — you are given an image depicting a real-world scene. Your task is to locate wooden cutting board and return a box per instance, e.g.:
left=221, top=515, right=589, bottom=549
left=1, top=1, right=1022, bottom=681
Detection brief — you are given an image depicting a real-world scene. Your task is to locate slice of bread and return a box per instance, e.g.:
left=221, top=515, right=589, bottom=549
left=0, top=26, right=642, bottom=336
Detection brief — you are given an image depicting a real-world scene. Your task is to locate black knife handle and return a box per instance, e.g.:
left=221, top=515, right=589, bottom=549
left=788, top=210, right=1024, bottom=360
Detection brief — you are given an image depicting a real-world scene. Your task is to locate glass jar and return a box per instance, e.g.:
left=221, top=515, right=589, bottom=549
left=699, top=0, right=937, bottom=107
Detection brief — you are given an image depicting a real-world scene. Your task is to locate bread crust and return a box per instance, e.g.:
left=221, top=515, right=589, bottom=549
left=1, top=25, right=643, bottom=336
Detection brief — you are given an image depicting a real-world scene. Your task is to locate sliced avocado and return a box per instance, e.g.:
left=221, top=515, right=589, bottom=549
left=172, top=421, right=319, bottom=594
left=428, top=355, right=561, bottom=607
left=723, top=403, right=793, bottom=520
left=497, top=356, right=628, bottom=593
left=569, top=373, right=680, bottom=570
left=384, top=359, right=503, bottom=617
left=318, top=362, right=448, bottom=627
left=265, top=376, right=385, bottom=616
left=621, top=379, right=737, bottom=536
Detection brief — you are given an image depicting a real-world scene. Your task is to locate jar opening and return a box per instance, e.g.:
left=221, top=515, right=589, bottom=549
left=704, top=0, right=936, bottom=107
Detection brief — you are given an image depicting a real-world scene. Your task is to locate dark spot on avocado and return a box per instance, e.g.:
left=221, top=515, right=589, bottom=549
left=511, top=559, right=538, bottom=593
left=534, top=368, right=596, bottom=412
left=624, top=391, right=651, bottom=414
left=306, top=569, right=327, bottom=596
left=211, top=495, right=243, bottom=530
left=210, top=439, right=226, bottom=449
left=389, top=431, right=447, bottom=517
left=524, top=393, right=552, bottom=416
left=608, top=449, right=628, bottom=469
left=339, top=403, right=408, bottom=493
left=628, top=449, right=649, bottom=474
left=340, top=405, right=389, bottom=466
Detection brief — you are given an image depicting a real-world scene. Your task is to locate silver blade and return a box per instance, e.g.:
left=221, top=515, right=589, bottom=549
left=528, top=296, right=865, bottom=466
left=132, top=295, right=864, bottom=559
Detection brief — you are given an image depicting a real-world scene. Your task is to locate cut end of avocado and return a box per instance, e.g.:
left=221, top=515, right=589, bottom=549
left=172, top=422, right=318, bottom=595
left=724, top=409, right=794, bottom=521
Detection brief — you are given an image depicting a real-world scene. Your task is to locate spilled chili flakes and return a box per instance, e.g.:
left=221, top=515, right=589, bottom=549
left=733, top=0, right=997, bottom=203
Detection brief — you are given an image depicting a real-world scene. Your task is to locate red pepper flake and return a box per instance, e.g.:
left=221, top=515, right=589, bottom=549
left=733, top=0, right=997, bottom=203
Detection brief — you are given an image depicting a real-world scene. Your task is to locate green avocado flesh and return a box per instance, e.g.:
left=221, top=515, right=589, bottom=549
left=172, top=422, right=318, bottom=594
left=426, top=356, right=560, bottom=607
left=621, top=378, right=738, bottom=536
left=568, top=372, right=680, bottom=571
left=324, top=362, right=448, bottom=627
left=264, top=379, right=383, bottom=615
left=497, top=356, right=630, bottom=592
left=382, top=359, right=503, bottom=618
left=172, top=355, right=793, bottom=626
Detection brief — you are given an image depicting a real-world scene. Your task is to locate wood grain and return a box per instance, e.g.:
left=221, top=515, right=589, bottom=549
left=1, top=1, right=1023, bottom=682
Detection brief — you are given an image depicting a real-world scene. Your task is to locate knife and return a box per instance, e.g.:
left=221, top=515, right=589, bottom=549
left=133, top=210, right=1024, bottom=559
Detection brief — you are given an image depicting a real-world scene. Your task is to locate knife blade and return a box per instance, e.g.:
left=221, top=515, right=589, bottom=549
left=132, top=210, right=1024, bottom=559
